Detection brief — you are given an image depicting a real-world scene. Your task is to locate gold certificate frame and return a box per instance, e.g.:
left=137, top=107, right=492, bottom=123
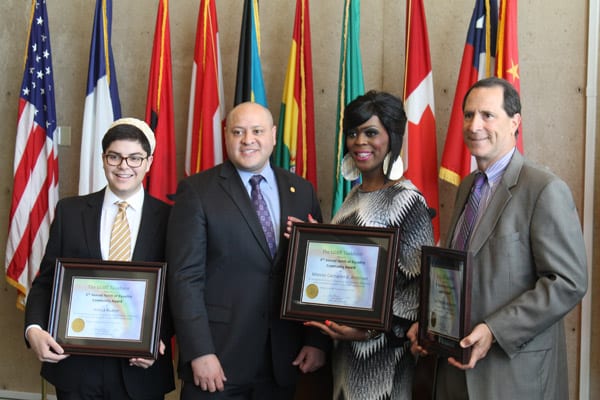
left=48, top=258, right=166, bottom=359
left=418, top=246, right=472, bottom=364
left=281, top=223, right=400, bottom=330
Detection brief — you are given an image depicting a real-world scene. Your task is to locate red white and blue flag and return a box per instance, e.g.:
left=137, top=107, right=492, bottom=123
left=6, top=0, right=59, bottom=309
left=439, top=0, right=498, bottom=185
left=79, top=0, right=121, bottom=194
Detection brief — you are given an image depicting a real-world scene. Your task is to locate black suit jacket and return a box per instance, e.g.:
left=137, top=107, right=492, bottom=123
left=167, top=161, right=330, bottom=387
left=25, top=189, right=175, bottom=398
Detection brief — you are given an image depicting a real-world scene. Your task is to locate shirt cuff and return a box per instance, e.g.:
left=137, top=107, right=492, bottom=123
left=25, top=324, right=43, bottom=342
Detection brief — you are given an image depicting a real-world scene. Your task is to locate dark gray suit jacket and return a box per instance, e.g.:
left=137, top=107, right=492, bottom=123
left=445, top=151, right=587, bottom=399
left=25, top=189, right=175, bottom=398
left=167, top=160, right=330, bottom=387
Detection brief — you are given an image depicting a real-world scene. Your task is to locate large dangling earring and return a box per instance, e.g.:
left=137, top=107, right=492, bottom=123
left=341, top=153, right=360, bottom=181
left=382, top=153, right=404, bottom=180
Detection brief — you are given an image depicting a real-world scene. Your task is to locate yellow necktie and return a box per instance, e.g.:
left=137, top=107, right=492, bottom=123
left=109, top=201, right=131, bottom=261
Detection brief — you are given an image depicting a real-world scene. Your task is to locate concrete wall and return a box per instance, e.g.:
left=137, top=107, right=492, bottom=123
left=0, top=0, right=596, bottom=398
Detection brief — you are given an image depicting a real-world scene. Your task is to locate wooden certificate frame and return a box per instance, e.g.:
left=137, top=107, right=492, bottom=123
left=281, top=223, right=400, bottom=330
left=418, top=246, right=472, bottom=364
left=48, top=258, right=166, bottom=359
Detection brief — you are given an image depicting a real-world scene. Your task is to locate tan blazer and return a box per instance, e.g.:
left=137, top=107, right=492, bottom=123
left=445, top=150, right=587, bottom=400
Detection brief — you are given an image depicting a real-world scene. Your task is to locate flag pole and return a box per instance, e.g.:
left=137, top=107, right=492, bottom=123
left=579, top=1, right=599, bottom=398
left=41, top=378, right=47, bottom=400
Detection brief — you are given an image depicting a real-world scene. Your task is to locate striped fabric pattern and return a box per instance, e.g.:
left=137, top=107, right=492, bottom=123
left=109, top=202, right=131, bottom=261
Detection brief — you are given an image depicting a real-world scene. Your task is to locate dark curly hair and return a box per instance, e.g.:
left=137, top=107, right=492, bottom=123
left=102, top=124, right=152, bottom=155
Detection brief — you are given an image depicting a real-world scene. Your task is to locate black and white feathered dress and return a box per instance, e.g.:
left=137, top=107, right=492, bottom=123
left=330, top=180, right=434, bottom=400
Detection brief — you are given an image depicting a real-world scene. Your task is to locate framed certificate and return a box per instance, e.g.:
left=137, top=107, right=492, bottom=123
left=48, top=258, right=166, bottom=359
left=281, top=223, right=400, bottom=330
left=418, top=246, right=472, bottom=364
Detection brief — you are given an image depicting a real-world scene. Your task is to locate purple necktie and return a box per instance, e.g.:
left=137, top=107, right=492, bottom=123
left=250, top=175, right=277, bottom=257
left=454, top=172, right=486, bottom=251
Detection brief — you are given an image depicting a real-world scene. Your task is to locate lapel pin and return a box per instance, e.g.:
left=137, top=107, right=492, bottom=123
left=290, top=186, right=296, bottom=193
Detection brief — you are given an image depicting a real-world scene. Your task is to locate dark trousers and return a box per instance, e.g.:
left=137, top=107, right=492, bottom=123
left=181, top=337, right=295, bottom=400
left=54, top=358, right=163, bottom=400
left=181, top=381, right=295, bottom=400
left=434, top=360, right=469, bottom=400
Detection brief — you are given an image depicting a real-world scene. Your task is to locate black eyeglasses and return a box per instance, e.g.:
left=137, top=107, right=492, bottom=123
left=103, top=153, right=148, bottom=168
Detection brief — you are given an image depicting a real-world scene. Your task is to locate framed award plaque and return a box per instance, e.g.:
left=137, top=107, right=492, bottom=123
left=281, top=223, right=400, bottom=330
left=418, top=246, right=472, bottom=364
left=48, top=258, right=166, bottom=359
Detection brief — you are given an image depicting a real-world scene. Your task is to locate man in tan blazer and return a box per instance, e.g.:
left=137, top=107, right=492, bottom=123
left=410, top=77, right=587, bottom=399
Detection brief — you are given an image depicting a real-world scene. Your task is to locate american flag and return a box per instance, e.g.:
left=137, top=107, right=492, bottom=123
left=5, top=0, right=59, bottom=309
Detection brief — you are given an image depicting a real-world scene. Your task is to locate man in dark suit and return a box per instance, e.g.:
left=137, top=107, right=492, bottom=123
left=25, top=118, right=175, bottom=399
left=409, top=77, right=588, bottom=399
left=167, top=102, right=329, bottom=399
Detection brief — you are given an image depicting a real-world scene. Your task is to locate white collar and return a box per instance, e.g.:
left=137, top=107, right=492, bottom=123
left=103, top=187, right=145, bottom=212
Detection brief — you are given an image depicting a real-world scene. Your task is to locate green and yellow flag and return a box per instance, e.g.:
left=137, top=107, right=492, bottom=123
left=331, top=0, right=364, bottom=216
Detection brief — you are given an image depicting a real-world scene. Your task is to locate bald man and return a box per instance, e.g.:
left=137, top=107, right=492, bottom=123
left=167, top=103, right=330, bottom=400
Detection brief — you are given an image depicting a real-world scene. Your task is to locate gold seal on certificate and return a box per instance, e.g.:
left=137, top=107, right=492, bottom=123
left=430, top=312, right=437, bottom=329
left=71, top=318, right=85, bottom=332
left=305, top=284, right=319, bottom=299
left=281, top=223, right=400, bottom=330
left=48, top=258, right=167, bottom=359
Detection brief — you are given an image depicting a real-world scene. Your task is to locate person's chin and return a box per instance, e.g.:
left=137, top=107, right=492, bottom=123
left=467, top=142, right=490, bottom=155
left=110, top=182, right=137, bottom=197
left=234, top=159, right=265, bottom=172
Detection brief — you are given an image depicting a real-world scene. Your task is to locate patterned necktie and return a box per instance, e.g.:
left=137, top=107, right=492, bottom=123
left=454, top=172, right=486, bottom=251
left=250, top=175, right=277, bottom=257
left=109, top=201, right=131, bottom=261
